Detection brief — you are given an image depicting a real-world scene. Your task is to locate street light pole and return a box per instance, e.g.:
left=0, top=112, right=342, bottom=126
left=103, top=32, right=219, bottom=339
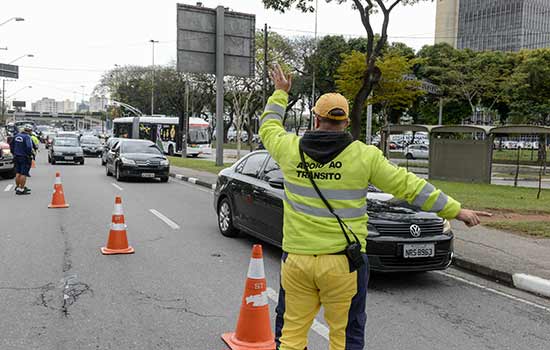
left=310, top=0, right=319, bottom=130
left=8, top=53, right=34, bottom=64
left=150, top=39, right=159, bottom=116
left=0, top=17, right=24, bottom=27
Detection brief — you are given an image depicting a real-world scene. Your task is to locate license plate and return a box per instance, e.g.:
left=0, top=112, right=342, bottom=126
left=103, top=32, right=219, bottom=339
left=65, top=156, right=74, bottom=160
left=141, top=173, right=155, bottom=178
left=403, top=243, right=435, bottom=258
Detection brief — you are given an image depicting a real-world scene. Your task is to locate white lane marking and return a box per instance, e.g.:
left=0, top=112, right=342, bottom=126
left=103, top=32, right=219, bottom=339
left=435, top=271, right=550, bottom=313
left=111, top=183, right=123, bottom=191
left=149, top=209, right=180, bottom=230
left=266, top=287, right=329, bottom=340
left=4, top=184, right=14, bottom=192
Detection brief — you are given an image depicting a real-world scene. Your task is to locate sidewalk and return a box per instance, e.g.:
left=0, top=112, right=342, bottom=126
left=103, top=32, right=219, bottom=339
left=168, top=164, right=550, bottom=298
left=452, top=221, right=550, bottom=296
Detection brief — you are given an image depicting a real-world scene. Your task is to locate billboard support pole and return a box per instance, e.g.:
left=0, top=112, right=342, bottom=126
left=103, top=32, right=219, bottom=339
left=1, top=79, right=4, bottom=122
left=215, top=6, right=225, bottom=166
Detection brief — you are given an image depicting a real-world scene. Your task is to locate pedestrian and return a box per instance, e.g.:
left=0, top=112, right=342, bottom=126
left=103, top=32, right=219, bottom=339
left=260, top=64, right=491, bottom=350
left=9, top=124, right=34, bottom=195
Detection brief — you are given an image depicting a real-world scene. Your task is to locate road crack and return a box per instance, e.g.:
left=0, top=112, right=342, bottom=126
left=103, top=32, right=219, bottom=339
left=132, top=290, right=223, bottom=318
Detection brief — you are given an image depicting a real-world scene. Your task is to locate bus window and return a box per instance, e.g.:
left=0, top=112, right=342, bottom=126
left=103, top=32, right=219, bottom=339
left=139, top=123, right=153, bottom=140
left=160, top=124, right=177, bottom=142
left=114, top=123, right=131, bottom=138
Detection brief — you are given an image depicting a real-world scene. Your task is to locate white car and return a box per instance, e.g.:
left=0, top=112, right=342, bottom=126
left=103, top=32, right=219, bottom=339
left=404, top=144, right=429, bottom=159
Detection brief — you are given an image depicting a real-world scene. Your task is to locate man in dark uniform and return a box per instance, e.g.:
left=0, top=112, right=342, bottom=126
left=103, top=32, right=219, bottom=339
left=9, top=124, right=34, bottom=195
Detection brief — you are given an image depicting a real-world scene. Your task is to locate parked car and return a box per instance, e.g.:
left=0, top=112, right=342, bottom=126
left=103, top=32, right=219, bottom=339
left=105, top=139, right=169, bottom=182
left=101, top=137, right=120, bottom=165
left=80, top=136, right=103, bottom=157
left=214, top=151, right=453, bottom=272
left=48, top=137, right=85, bottom=165
left=404, top=144, right=429, bottom=159
left=0, top=131, right=15, bottom=179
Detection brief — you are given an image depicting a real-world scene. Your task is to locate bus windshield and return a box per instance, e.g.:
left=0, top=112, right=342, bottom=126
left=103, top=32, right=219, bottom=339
left=189, top=127, right=210, bottom=144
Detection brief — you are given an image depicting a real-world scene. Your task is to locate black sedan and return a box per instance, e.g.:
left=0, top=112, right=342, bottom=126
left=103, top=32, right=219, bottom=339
left=48, top=137, right=85, bottom=165
left=80, top=135, right=103, bottom=157
left=101, top=137, right=120, bottom=165
left=105, top=139, right=170, bottom=182
left=214, top=151, right=454, bottom=272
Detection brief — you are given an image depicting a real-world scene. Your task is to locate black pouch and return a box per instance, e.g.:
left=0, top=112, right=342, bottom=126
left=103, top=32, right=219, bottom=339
left=345, top=242, right=365, bottom=271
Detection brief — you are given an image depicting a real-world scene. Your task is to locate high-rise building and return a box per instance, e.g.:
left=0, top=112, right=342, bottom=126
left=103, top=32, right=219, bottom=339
left=32, top=97, right=57, bottom=113
left=89, top=95, right=108, bottom=113
left=435, top=0, right=550, bottom=51
left=32, top=98, right=75, bottom=113
left=57, top=99, right=75, bottom=113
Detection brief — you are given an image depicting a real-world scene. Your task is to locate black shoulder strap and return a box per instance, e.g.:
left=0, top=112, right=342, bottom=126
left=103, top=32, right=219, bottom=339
left=298, top=146, right=359, bottom=244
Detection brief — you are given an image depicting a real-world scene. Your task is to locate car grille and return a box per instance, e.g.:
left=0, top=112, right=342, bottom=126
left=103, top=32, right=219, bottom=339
left=135, top=160, right=160, bottom=166
left=61, top=153, right=76, bottom=156
left=379, top=255, right=448, bottom=267
left=374, top=222, right=443, bottom=237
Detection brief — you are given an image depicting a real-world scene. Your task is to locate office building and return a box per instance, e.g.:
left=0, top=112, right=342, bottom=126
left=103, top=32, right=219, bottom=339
left=89, top=95, right=108, bottom=113
left=32, top=97, right=57, bottom=113
left=435, top=0, right=550, bottom=51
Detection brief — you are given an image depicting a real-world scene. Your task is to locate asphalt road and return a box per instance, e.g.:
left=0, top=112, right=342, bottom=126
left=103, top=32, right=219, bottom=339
left=1, top=149, right=549, bottom=349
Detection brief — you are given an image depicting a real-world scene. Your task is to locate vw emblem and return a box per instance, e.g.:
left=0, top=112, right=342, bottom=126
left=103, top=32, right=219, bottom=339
left=409, top=224, right=421, bottom=238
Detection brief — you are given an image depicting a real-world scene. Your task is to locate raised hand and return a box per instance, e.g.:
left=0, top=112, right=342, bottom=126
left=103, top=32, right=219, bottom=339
left=269, top=63, right=292, bottom=93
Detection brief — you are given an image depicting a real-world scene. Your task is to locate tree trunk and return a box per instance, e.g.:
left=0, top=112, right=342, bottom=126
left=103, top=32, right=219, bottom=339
left=350, top=64, right=381, bottom=140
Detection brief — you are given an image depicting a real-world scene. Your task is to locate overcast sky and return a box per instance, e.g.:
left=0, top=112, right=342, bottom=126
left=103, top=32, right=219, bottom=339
left=1, top=0, right=437, bottom=107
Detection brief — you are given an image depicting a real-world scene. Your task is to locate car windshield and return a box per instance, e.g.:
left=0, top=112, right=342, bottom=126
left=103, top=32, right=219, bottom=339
left=81, top=137, right=100, bottom=144
left=55, top=138, right=79, bottom=147
left=121, top=142, right=162, bottom=155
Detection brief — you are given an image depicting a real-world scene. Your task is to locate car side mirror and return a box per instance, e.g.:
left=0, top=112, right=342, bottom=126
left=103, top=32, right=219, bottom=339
left=268, top=178, right=284, bottom=189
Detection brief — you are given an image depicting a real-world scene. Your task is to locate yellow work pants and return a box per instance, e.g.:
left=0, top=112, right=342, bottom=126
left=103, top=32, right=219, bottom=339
left=275, top=253, right=369, bottom=350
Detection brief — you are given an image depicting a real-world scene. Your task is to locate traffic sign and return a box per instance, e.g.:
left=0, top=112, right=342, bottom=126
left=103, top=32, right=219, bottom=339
left=0, top=63, right=19, bottom=79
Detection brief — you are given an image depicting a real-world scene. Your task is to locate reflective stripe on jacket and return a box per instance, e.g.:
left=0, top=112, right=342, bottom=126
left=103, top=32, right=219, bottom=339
left=259, top=90, right=461, bottom=255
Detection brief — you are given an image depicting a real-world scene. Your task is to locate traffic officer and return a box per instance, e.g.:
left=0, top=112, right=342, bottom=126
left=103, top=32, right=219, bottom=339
left=260, top=64, right=491, bottom=350
left=9, top=125, right=34, bottom=195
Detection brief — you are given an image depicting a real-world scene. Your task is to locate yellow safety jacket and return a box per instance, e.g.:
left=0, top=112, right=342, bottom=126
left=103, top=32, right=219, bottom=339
left=259, top=90, right=461, bottom=255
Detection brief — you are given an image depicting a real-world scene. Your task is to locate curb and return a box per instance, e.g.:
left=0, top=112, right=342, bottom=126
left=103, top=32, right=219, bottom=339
left=169, top=172, right=550, bottom=299
left=169, top=172, right=217, bottom=190
left=453, top=256, right=550, bottom=298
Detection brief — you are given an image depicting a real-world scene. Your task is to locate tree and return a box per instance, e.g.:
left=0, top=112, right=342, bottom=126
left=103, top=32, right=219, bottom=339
left=337, top=51, right=423, bottom=124
left=263, top=0, right=432, bottom=140
left=507, top=49, right=550, bottom=125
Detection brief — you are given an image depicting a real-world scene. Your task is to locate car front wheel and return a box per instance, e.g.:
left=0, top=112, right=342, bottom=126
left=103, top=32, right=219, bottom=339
left=218, top=198, right=238, bottom=237
left=405, top=153, right=414, bottom=160
left=115, top=164, right=123, bottom=181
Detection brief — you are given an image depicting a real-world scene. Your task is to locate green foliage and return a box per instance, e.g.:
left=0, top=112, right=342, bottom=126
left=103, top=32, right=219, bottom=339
left=507, top=49, right=550, bottom=125
left=336, top=51, right=424, bottom=119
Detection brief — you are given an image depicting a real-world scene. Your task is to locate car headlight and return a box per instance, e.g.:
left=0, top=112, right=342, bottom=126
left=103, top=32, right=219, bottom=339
left=443, top=219, right=452, bottom=235
left=160, top=159, right=169, bottom=166
left=120, top=157, right=136, bottom=165
left=76, top=151, right=84, bottom=156
left=54, top=151, right=62, bottom=156
left=2, top=149, right=11, bottom=155
left=367, top=223, right=380, bottom=237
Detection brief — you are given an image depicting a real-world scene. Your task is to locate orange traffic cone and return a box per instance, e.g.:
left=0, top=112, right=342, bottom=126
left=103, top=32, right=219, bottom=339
left=31, top=159, right=36, bottom=168
left=101, top=196, right=134, bottom=255
left=48, top=172, right=69, bottom=208
left=222, top=244, right=275, bottom=350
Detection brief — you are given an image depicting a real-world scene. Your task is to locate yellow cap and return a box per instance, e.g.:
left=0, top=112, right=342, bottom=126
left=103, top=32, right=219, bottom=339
left=312, top=93, right=349, bottom=121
